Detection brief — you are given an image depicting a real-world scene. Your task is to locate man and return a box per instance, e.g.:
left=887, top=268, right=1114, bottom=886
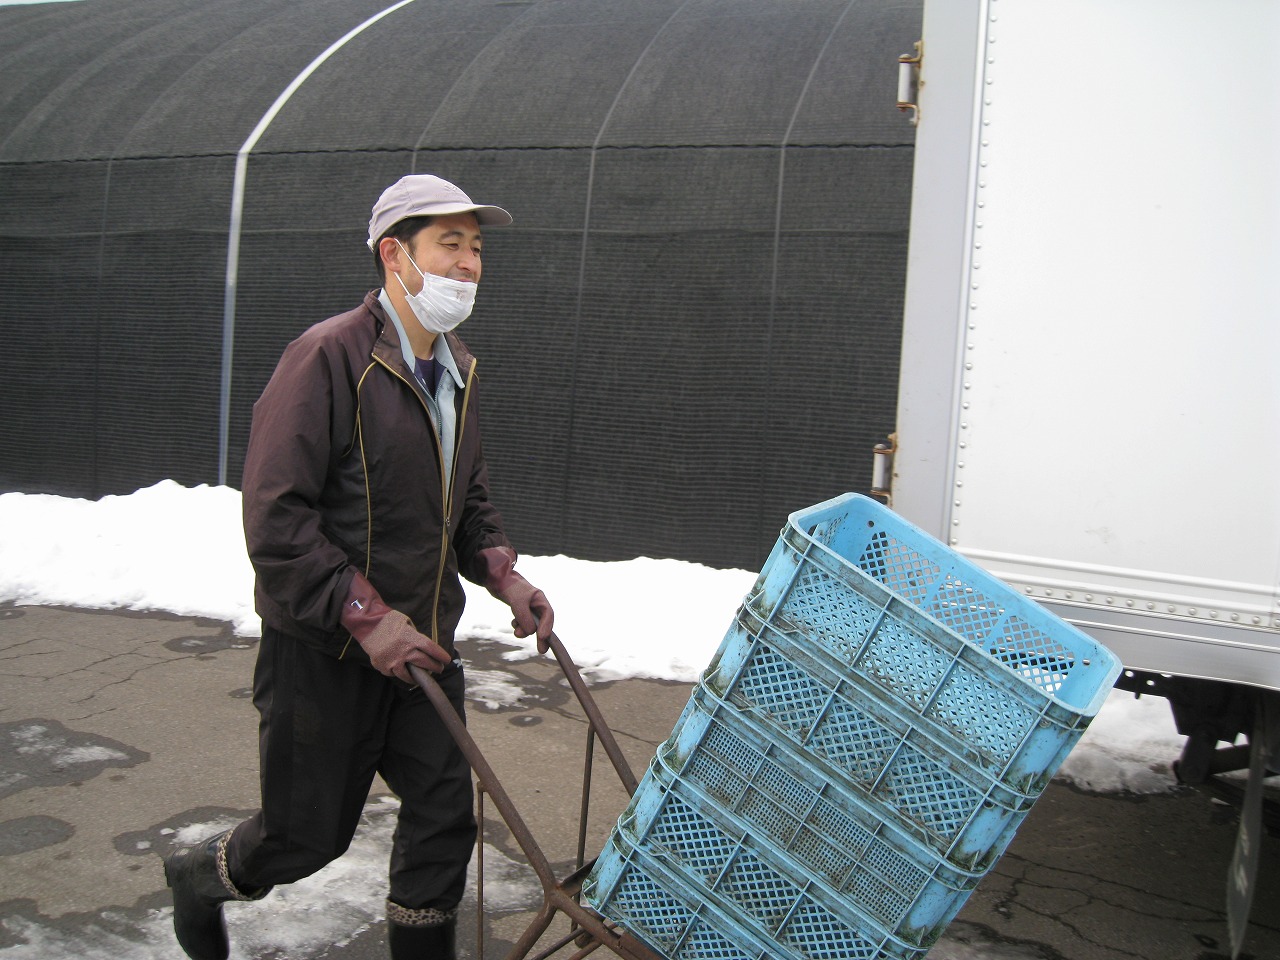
left=164, top=174, right=554, bottom=960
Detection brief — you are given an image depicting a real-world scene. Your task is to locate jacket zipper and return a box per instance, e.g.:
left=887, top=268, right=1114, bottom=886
left=434, top=361, right=476, bottom=642
left=371, top=352, right=476, bottom=644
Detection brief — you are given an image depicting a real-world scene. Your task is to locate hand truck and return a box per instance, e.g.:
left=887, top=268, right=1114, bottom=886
left=411, top=632, right=666, bottom=960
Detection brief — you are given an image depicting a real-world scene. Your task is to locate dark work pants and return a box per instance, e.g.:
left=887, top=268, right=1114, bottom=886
left=225, top=625, right=476, bottom=913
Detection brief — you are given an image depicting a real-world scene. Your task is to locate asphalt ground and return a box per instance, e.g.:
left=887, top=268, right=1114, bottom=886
left=1, top=603, right=1278, bottom=960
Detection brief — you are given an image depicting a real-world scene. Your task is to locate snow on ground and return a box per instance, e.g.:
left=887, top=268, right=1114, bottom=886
left=0, top=482, right=1192, bottom=959
left=0, top=798, right=538, bottom=960
left=0, top=480, right=1187, bottom=795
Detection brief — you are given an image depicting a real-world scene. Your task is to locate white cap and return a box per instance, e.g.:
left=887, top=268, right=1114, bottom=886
left=366, top=174, right=512, bottom=249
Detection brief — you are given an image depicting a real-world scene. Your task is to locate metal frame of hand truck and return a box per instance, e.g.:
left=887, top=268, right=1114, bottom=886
left=411, top=633, right=665, bottom=960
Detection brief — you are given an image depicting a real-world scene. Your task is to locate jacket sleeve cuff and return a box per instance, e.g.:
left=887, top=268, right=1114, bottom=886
left=475, top=545, right=521, bottom=595
left=338, top=569, right=393, bottom=641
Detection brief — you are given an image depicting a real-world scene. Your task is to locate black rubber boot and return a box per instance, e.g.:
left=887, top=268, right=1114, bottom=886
left=163, top=831, right=266, bottom=960
left=387, top=917, right=457, bottom=960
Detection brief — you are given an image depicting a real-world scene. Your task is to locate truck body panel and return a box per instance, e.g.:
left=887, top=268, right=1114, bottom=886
left=893, top=0, right=1280, bottom=691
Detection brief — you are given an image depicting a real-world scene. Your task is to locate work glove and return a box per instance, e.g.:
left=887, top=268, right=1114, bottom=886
left=339, top=571, right=452, bottom=683
left=477, top=546, right=555, bottom=653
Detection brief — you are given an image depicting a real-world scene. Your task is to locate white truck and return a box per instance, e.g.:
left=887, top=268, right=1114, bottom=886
left=884, top=1, right=1278, bottom=951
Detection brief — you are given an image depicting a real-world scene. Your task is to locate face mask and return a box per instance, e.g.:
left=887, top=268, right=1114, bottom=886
left=393, top=240, right=477, bottom=334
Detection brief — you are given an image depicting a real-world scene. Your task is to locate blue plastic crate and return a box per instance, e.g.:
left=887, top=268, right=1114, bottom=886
left=631, top=689, right=983, bottom=948
left=587, top=820, right=920, bottom=960
left=586, top=494, right=1122, bottom=958
left=583, top=833, right=777, bottom=960
left=748, top=494, right=1121, bottom=793
left=694, top=663, right=1029, bottom=871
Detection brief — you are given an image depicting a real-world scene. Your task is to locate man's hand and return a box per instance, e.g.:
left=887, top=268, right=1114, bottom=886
left=357, top=610, right=452, bottom=683
left=340, top=571, right=452, bottom=682
left=501, top=579, right=555, bottom=653
left=477, top=546, right=555, bottom=653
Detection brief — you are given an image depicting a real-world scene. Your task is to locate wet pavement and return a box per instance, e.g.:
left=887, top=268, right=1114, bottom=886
left=1, top=603, right=1277, bottom=960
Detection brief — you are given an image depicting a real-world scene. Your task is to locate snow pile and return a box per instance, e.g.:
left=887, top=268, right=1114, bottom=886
left=0, top=482, right=1187, bottom=794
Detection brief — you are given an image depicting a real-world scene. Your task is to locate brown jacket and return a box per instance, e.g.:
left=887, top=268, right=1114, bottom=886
left=241, top=290, right=511, bottom=660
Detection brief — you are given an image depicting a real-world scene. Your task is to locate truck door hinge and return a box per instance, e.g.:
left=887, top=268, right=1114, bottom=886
left=897, top=41, right=923, bottom=126
left=871, top=433, right=897, bottom=505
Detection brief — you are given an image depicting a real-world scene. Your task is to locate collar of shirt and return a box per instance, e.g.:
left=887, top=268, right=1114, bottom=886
left=377, top=288, right=465, bottom=392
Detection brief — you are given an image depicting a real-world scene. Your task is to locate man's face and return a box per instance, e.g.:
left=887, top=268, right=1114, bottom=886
left=401, top=212, right=483, bottom=293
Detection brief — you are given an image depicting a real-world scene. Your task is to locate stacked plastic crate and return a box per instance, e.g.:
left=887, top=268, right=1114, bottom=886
left=583, top=494, right=1122, bottom=960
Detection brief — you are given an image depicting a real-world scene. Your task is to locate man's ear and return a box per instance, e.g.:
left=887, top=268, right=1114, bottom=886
left=378, top=236, right=405, bottom=277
